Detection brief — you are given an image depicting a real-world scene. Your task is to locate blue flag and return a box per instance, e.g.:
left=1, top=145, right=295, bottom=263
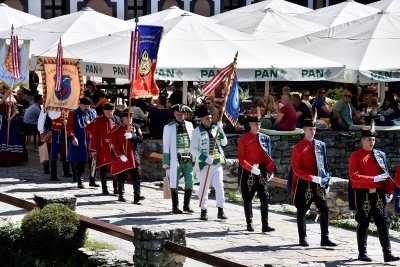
left=224, top=72, right=239, bottom=126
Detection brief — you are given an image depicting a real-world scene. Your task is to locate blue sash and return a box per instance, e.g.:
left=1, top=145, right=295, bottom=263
left=314, top=140, right=330, bottom=187
left=237, top=132, right=275, bottom=186
left=348, top=149, right=389, bottom=211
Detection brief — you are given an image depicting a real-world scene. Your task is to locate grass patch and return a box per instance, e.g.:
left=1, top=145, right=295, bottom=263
left=225, top=192, right=243, bottom=204
left=84, top=239, right=116, bottom=251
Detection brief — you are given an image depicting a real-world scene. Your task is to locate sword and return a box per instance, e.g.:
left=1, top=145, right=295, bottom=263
left=91, top=157, right=96, bottom=177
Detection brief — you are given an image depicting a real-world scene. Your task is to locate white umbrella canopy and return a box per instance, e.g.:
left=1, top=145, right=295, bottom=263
left=212, top=0, right=311, bottom=22
left=38, top=13, right=344, bottom=81
left=369, top=0, right=400, bottom=12
left=283, top=11, right=400, bottom=83
left=0, top=3, right=43, bottom=32
left=296, top=0, right=380, bottom=27
left=128, top=6, right=211, bottom=25
left=0, top=7, right=133, bottom=57
left=216, top=8, right=326, bottom=43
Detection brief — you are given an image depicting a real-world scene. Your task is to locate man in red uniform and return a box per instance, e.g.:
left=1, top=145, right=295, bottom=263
left=88, top=103, right=115, bottom=195
left=238, top=114, right=275, bottom=232
left=290, top=117, right=337, bottom=247
left=348, top=123, right=399, bottom=262
left=108, top=108, right=136, bottom=202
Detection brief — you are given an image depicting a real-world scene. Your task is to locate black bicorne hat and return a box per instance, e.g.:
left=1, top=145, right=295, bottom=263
left=195, top=106, right=212, bottom=118
left=361, top=119, right=376, bottom=137
left=247, top=113, right=260, bottom=123
left=171, top=104, right=192, bottom=113
left=103, top=103, right=114, bottom=110
left=79, top=97, right=92, bottom=105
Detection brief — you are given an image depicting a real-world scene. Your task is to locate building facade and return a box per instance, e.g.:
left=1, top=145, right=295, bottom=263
left=1, top=0, right=378, bottom=19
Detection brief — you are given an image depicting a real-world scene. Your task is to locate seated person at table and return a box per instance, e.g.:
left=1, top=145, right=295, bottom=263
left=332, top=90, right=360, bottom=130
left=272, top=94, right=296, bottom=131
left=379, top=94, right=400, bottom=125
left=292, top=94, right=312, bottom=128
left=358, top=90, right=378, bottom=114
left=314, top=88, right=331, bottom=119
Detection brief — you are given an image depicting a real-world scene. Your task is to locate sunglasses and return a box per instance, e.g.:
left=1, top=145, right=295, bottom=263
left=304, top=95, right=310, bottom=97
left=320, top=92, right=326, bottom=94
left=206, top=102, right=212, bottom=104
left=344, top=95, right=352, bottom=98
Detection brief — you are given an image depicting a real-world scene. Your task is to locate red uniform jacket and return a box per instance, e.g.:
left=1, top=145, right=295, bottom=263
left=52, top=114, right=64, bottom=131
left=88, top=116, right=113, bottom=168
left=290, top=139, right=319, bottom=196
left=108, top=124, right=135, bottom=175
left=349, top=148, right=393, bottom=193
left=395, top=164, right=400, bottom=189
left=238, top=132, right=274, bottom=173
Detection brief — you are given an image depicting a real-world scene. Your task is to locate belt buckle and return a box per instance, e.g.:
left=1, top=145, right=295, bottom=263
left=213, top=154, right=219, bottom=160
left=370, top=188, right=376, bottom=193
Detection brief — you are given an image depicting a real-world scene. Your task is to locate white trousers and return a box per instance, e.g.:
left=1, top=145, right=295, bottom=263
left=198, top=163, right=225, bottom=209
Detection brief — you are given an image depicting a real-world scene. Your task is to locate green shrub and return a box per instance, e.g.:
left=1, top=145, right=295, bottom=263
left=0, top=219, right=23, bottom=263
left=21, top=203, right=87, bottom=260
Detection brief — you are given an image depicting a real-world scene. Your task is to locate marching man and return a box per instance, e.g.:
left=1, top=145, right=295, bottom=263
left=238, top=114, right=275, bottom=232
left=87, top=103, right=115, bottom=195
left=108, top=108, right=137, bottom=202
left=348, top=121, right=399, bottom=262
left=190, top=106, right=227, bottom=221
left=66, top=97, right=96, bottom=188
left=163, top=104, right=194, bottom=214
left=290, top=112, right=337, bottom=247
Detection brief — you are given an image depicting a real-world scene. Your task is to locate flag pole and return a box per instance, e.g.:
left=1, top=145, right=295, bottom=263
left=127, top=17, right=139, bottom=148
left=7, top=25, right=15, bottom=146
left=199, top=52, right=238, bottom=208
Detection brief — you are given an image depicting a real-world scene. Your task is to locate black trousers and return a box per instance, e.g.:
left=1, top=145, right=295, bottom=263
left=355, top=188, right=389, bottom=228
left=116, top=168, right=140, bottom=183
left=294, top=178, right=329, bottom=214
left=99, top=165, right=108, bottom=179
left=240, top=167, right=269, bottom=203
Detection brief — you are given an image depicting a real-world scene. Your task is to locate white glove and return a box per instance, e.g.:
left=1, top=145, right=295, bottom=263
left=120, top=155, right=128, bottom=162
left=205, top=155, right=213, bottom=165
left=124, top=132, right=132, bottom=139
left=374, top=173, right=388, bottom=182
left=217, top=121, right=223, bottom=131
left=385, top=194, right=393, bottom=203
left=312, top=176, right=322, bottom=185
left=251, top=167, right=261, bottom=176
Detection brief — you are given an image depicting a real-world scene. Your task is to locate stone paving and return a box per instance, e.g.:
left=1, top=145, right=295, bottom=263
left=1, top=147, right=400, bottom=267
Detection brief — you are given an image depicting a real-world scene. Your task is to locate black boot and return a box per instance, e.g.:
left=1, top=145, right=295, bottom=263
left=200, top=209, right=208, bottom=221
left=320, top=211, right=337, bottom=246
left=50, top=160, right=59, bottom=181
left=113, top=180, right=118, bottom=194
left=357, top=226, right=372, bottom=262
left=72, top=161, right=77, bottom=183
left=297, top=213, right=309, bottom=246
left=244, top=202, right=254, bottom=232
left=89, top=176, right=100, bottom=187
left=77, top=176, right=84, bottom=189
left=62, top=157, right=72, bottom=177
left=183, top=189, right=194, bottom=213
left=377, top=225, right=400, bottom=262
left=118, top=181, right=126, bottom=202
left=43, top=161, right=50, bottom=174
left=100, top=175, right=109, bottom=195
left=171, top=191, right=183, bottom=214
left=133, top=180, right=145, bottom=204
left=261, top=201, right=274, bottom=232
left=217, top=207, right=227, bottom=219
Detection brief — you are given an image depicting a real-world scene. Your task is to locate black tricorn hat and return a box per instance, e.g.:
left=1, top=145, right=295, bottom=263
left=195, top=106, right=212, bottom=118
left=247, top=114, right=260, bottom=123
left=303, top=107, right=317, bottom=127
left=171, top=104, right=192, bottom=113
left=102, top=103, right=114, bottom=110
left=361, top=120, right=376, bottom=137
left=79, top=97, right=92, bottom=105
